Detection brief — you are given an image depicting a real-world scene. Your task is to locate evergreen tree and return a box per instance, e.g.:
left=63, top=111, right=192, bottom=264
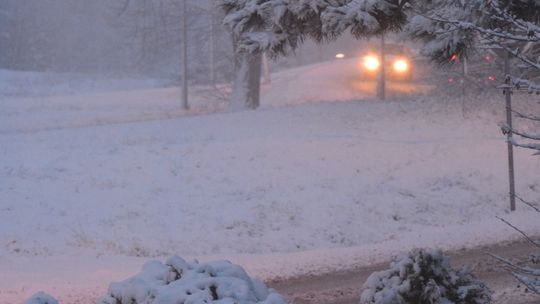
left=221, top=0, right=410, bottom=109
left=406, top=0, right=539, bottom=154
left=360, top=249, right=491, bottom=304
left=408, top=0, right=539, bottom=295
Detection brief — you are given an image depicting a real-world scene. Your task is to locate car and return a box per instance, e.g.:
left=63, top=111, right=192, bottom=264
left=360, top=44, right=413, bottom=81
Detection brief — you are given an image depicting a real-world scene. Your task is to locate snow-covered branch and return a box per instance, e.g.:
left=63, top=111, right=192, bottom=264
left=221, top=0, right=410, bottom=55
left=512, top=109, right=540, bottom=122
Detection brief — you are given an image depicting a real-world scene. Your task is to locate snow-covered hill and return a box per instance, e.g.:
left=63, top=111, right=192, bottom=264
left=1, top=59, right=539, bottom=303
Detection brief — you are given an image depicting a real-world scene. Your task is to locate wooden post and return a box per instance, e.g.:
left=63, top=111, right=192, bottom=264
left=461, top=56, right=468, bottom=117
left=504, top=50, right=516, bottom=211
left=377, top=34, right=386, bottom=100
left=181, top=0, right=189, bottom=110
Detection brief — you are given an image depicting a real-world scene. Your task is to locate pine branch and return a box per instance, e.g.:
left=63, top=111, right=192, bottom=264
left=497, top=42, right=540, bottom=72
left=487, top=1, right=540, bottom=38
left=427, top=14, right=540, bottom=43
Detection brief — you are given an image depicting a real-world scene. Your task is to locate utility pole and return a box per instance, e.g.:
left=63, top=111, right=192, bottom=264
left=377, top=34, right=386, bottom=100
left=181, top=0, right=189, bottom=110
left=504, top=50, right=516, bottom=211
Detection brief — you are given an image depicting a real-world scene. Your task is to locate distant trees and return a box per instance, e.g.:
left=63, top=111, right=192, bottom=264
left=0, top=0, right=127, bottom=72
left=119, top=0, right=234, bottom=83
left=0, top=0, right=233, bottom=85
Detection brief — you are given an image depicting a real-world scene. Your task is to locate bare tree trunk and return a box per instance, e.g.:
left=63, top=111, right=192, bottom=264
left=317, top=45, right=324, bottom=62
left=181, top=0, right=189, bottom=110
left=296, top=46, right=304, bottom=66
left=262, top=52, right=271, bottom=84
left=209, top=6, right=216, bottom=86
left=230, top=51, right=262, bottom=110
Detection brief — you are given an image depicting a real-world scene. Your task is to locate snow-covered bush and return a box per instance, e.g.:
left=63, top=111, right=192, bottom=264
left=24, top=292, right=59, bottom=304
left=360, top=248, right=491, bottom=304
left=98, top=256, right=286, bottom=304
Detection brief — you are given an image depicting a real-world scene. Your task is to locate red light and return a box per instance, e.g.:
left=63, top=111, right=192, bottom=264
left=450, top=54, right=458, bottom=61
left=488, top=75, right=495, bottom=81
left=485, top=55, right=492, bottom=61
left=448, top=77, right=454, bottom=83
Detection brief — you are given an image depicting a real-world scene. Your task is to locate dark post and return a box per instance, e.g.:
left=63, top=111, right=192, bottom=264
left=209, top=4, right=216, bottom=86
left=461, top=56, right=467, bottom=117
left=504, top=50, right=516, bottom=211
left=377, top=34, right=386, bottom=100
left=181, top=0, right=189, bottom=110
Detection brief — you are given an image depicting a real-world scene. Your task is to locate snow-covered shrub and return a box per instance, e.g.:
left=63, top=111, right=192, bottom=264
left=360, top=248, right=491, bottom=304
left=98, top=256, right=285, bottom=304
left=24, top=292, right=59, bottom=304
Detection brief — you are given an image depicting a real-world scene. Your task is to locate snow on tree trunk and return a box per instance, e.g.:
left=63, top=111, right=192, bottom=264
left=230, top=52, right=262, bottom=110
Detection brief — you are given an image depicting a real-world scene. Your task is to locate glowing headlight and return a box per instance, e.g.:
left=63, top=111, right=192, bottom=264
left=335, top=53, right=345, bottom=59
left=363, top=55, right=380, bottom=71
left=393, top=59, right=409, bottom=73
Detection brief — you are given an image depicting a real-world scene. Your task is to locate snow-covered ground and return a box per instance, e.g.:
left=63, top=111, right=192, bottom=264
left=0, top=69, right=172, bottom=98
left=1, top=59, right=539, bottom=303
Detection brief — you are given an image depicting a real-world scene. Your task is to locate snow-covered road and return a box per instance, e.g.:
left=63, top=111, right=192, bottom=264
left=269, top=239, right=540, bottom=304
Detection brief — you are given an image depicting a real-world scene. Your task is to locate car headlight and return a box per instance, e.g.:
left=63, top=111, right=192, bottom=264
left=363, top=55, right=380, bottom=71
left=393, top=59, right=409, bottom=73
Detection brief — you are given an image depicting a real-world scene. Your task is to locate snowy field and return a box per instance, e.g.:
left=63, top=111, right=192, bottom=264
left=1, top=59, right=540, bottom=303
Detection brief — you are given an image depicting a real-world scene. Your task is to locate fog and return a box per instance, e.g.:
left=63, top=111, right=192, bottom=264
left=0, top=0, right=363, bottom=86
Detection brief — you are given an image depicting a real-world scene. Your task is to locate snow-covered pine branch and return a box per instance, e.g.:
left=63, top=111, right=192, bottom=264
left=410, top=0, right=540, bottom=156
left=222, top=0, right=410, bottom=56
left=406, top=0, right=540, bottom=69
